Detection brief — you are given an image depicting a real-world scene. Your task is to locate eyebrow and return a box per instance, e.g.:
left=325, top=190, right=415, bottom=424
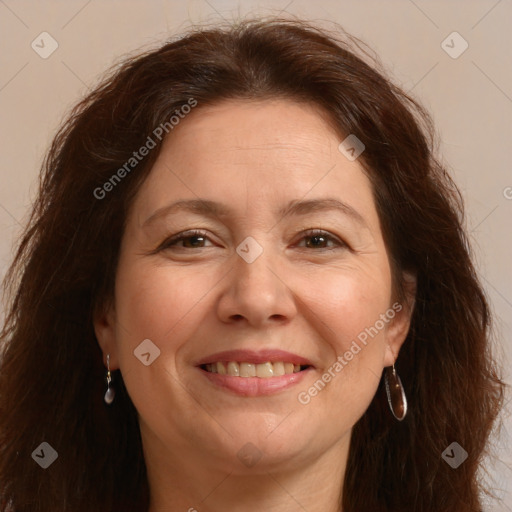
left=142, top=197, right=368, bottom=229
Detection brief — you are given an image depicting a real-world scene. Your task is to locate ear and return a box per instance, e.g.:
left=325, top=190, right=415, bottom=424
left=93, top=299, right=119, bottom=370
left=383, top=271, right=417, bottom=367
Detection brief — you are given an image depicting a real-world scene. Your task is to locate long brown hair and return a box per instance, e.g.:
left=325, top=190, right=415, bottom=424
left=0, top=16, right=504, bottom=512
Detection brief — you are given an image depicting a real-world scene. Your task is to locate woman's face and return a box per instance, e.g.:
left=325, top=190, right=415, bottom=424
left=95, top=99, right=414, bottom=475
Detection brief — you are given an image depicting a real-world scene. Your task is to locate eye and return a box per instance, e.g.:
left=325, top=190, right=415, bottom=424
left=155, top=228, right=347, bottom=253
left=295, top=229, right=347, bottom=250
left=158, top=229, right=214, bottom=250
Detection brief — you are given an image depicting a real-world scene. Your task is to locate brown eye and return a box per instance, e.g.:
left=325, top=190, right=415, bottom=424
left=297, top=229, right=346, bottom=250
left=160, top=230, right=213, bottom=250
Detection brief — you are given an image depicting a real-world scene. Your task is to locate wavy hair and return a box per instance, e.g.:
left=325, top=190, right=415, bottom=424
left=0, top=16, right=504, bottom=512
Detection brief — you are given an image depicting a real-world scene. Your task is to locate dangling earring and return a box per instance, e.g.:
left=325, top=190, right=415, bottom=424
left=384, top=364, right=407, bottom=421
left=104, top=354, right=115, bottom=405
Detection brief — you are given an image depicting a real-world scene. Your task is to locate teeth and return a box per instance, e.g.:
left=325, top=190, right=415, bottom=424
left=273, top=361, right=285, bottom=376
left=204, top=361, right=308, bottom=378
left=284, top=363, right=294, bottom=374
left=256, top=362, right=273, bottom=378
left=240, top=363, right=256, bottom=377
left=227, top=361, right=239, bottom=376
left=217, top=361, right=227, bottom=375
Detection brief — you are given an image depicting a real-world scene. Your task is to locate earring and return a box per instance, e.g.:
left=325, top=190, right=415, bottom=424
left=384, top=364, right=407, bottom=421
left=104, top=354, right=115, bottom=405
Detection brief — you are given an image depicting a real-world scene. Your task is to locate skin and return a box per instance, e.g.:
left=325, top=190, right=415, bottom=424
left=94, top=99, right=416, bottom=512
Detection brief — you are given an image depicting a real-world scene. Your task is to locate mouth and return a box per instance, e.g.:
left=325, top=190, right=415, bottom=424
left=195, top=349, right=314, bottom=396
left=200, top=361, right=311, bottom=378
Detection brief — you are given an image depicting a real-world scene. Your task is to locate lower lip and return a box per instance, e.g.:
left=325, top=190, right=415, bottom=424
left=198, top=367, right=313, bottom=396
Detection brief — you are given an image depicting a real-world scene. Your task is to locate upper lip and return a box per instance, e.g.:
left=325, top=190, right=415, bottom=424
left=195, top=349, right=314, bottom=367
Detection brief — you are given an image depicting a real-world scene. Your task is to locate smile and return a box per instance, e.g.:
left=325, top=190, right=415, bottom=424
left=195, top=349, right=314, bottom=396
left=201, top=361, right=311, bottom=378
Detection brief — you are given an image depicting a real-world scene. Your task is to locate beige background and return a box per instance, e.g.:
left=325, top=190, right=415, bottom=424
left=1, top=0, right=511, bottom=508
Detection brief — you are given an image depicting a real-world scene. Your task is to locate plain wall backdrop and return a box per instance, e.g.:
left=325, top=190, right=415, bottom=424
left=1, top=0, right=511, bottom=509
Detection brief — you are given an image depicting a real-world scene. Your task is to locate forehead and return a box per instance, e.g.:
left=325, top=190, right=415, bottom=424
left=178, top=97, right=335, bottom=139
left=131, top=98, right=377, bottom=226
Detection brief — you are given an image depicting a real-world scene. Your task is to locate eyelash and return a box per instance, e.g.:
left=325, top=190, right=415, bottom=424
left=157, top=228, right=347, bottom=251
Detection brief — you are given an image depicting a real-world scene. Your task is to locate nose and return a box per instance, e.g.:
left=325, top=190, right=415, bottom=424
left=216, top=241, right=297, bottom=327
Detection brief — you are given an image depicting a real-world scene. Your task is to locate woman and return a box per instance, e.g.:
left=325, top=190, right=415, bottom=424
left=0, top=16, right=504, bottom=512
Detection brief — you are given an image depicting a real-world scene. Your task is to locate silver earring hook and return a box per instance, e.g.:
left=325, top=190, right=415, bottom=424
left=106, top=354, right=112, bottom=385
left=104, top=354, right=115, bottom=405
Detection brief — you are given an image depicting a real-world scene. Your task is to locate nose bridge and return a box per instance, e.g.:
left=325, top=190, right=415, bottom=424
left=237, top=238, right=277, bottom=291
left=218, top=234, right=295, bottom=325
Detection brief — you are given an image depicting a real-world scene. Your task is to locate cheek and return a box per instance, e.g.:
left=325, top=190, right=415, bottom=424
left=111, top=262, right=222, bottom=424
left=292, top=264, right=391, bottom=411
left=297, top=277, right=389, bottom=424
left=112, top=261, right=221, bottom=364
left=294, top=262, right=392, bottom=350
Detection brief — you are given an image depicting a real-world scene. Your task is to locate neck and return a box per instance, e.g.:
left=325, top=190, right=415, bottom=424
left=145, top=431, right=349, bottom=512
